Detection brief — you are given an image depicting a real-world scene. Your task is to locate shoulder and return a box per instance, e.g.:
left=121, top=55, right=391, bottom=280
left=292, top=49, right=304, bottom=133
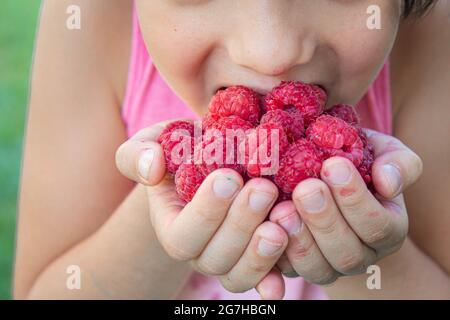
left=37, top=0, right=132, bottom=105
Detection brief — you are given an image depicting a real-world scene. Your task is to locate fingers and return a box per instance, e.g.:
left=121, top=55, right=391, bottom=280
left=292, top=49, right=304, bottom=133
left=115, top=119, right=192, bottom=186
left=153, top=169, right=244, bottom=261
left=116, top=140, right=166, bottom=185
left=364, top=129, right=423, bottom=198
left=256, top=269, right=286, bottom=300
left=270, top=201, right=339, bottom=284
left=292, top=178, right=377, bottom=275
left=320, top=157, right=409, bottom=256
left=194, top=178, right=278, bottom=275
left=219, top=222, right=288, bottom=293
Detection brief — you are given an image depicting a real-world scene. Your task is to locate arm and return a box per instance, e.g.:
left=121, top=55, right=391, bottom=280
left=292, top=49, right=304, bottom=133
left=14, top=0, right=191, bottom=299
left=323, top=1, right=450, bottom=298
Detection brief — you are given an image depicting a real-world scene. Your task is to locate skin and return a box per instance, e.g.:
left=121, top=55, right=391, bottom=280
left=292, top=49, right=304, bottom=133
left=13, top=0, right=450, bottom=299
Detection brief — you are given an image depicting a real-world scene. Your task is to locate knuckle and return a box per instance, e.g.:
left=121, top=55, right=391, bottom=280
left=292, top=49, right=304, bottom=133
left=339, top=187, right=367, bottom=210
left=335, top=251, right=366, bottom=274
left=289, top=250, right=339, bottom=284
left=195, top=256, right=229, bottom=276
left=219, top=275, right=247, bottom=293
left=300, top=265, right=339, bottom=285
left=163, top=238, right=197, bottom=261
left=248, top=260, right=270, bottom=274
left=311, top=214, right=339, bottom=236
left=289, top=240, right=315, bottom=260
left=229, top=218, right=255, bottom=238
left=195, top=206, right=224, bottom=226
left=364, top=216, right=393, bottom=247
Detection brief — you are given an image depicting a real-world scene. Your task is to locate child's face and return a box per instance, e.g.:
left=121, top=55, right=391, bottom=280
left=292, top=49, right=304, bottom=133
left=136, top=0, right=401, bottom=115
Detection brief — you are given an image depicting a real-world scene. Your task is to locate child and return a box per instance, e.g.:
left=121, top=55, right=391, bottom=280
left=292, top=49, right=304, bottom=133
left=14, top=0, right=450, bottom=299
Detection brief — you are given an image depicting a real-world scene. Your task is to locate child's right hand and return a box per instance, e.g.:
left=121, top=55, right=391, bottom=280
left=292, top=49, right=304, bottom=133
left=115, top=120, right=289, bottom=299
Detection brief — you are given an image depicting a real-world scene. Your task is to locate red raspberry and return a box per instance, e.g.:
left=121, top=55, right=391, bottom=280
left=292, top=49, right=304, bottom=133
left=358, top=144, right=374, bottom=186
left=327, top=104, right=360, bottom=126
left=264, top=81, right=326, bottom=125
left=312, top=85, right=328, bottom=108
left=273, top=139, right=323, bottom=193
left=205, top=115, right=254, bottom=133
left=208, top=86, right=261, bottom=125
left=260, top=109, right=304, bottom=142
left=202, top=113, right=216, bottom=132
left=357, top=130, right=374, bottom=185
left=306, top=115, right=364, bottom=167
left=175, top=161, right=206, bottom=203
left=197, top=116, right=253, bottom=177
left=242, top=122, right=290, bottom=177
left=158, top=121, right=195, bottom=174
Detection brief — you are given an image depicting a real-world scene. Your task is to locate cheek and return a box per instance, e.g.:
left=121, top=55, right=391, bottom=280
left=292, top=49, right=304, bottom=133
left=329, top=4, right=400, bottom=104
left=136, top=2, right=217, bottom=113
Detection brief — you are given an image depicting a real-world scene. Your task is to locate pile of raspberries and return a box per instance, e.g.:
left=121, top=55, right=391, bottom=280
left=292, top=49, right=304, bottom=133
left=158, top=81, right=374, bottom=203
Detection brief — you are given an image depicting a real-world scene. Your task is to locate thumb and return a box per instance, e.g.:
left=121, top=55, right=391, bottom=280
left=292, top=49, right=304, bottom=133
left=365, top=129, right=423, bottom=199
left=116, top=120, right=186, bottom=186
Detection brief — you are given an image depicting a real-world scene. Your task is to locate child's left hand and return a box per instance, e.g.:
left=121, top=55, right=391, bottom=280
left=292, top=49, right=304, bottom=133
left=258, top=129, right=423, bottom=296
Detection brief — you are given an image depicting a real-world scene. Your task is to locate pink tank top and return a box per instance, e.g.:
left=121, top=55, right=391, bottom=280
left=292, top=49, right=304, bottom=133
left=121, top=8, right=392, bottom=300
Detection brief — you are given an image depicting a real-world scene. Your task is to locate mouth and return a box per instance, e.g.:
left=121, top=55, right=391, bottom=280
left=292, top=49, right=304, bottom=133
left=214, top=85, right=270, bottom=96
left=214, top=82, right=328, bottom=97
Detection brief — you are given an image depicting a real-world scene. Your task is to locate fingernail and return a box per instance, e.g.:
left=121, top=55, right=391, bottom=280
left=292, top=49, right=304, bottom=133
left=258, top=239, right=283, bottom=256
left=138, top=149, right=154, bottom=180
left=213, top=177, right=240, bottom=199
left=278, top=214, right=302, bottom=236
left=298, top=190, right=325, bottom=213
left=249, top=191, right=275, bottom=212
left=327, top=161, right=351, bottom=185
left=382, top=164, right=402, bottom=195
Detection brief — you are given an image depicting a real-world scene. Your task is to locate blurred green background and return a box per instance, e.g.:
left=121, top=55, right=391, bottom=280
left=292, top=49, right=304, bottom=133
left=0, top=0, right=41, bottom=299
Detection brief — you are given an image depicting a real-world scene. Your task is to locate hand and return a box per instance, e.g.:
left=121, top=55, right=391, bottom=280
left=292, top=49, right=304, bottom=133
left=268, top=129, right=423, bottom=284
left=115, top=120, right=288, bottom=299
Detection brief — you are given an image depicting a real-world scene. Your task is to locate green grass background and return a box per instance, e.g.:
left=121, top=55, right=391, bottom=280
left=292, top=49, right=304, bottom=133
left=0, top=0, right=41, bottom=299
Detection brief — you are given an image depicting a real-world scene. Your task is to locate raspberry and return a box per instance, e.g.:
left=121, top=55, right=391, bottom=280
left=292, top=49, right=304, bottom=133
left=202, top=113, right=216, bottom=132
left=158, top=120, right=195, bottom=174
left=175, top=161, right=206, bottom=203
left=164, top=82, right=375, bottom=205
left=197, top=116, right=253, bottom=177
left=242, top=122, right=290, bottom=177
left=327, top=104, right=360, bottom=126
left=306, top=115, right=364, bottom=166
left=260, top=109, right=304, bottom=142
left=274, top=139, right=323, bottom=193
left=208, top=86, right=261, bottom=125
left=358, top=144, right=374, bottom=186
left=264, top=81, right=326, bottom=124
left=313, top=85, right=328, bottom=108
left=357, top=130, right=374, bottom=185
left=205, top=115, right=254, bottom=133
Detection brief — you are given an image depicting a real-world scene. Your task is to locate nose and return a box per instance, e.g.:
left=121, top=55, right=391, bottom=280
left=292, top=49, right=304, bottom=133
left=226, top=2, right=316, bottom=77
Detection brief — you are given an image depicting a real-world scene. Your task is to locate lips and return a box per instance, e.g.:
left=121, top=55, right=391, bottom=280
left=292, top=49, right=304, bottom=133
left=215, top=82, right=328, bottom=97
